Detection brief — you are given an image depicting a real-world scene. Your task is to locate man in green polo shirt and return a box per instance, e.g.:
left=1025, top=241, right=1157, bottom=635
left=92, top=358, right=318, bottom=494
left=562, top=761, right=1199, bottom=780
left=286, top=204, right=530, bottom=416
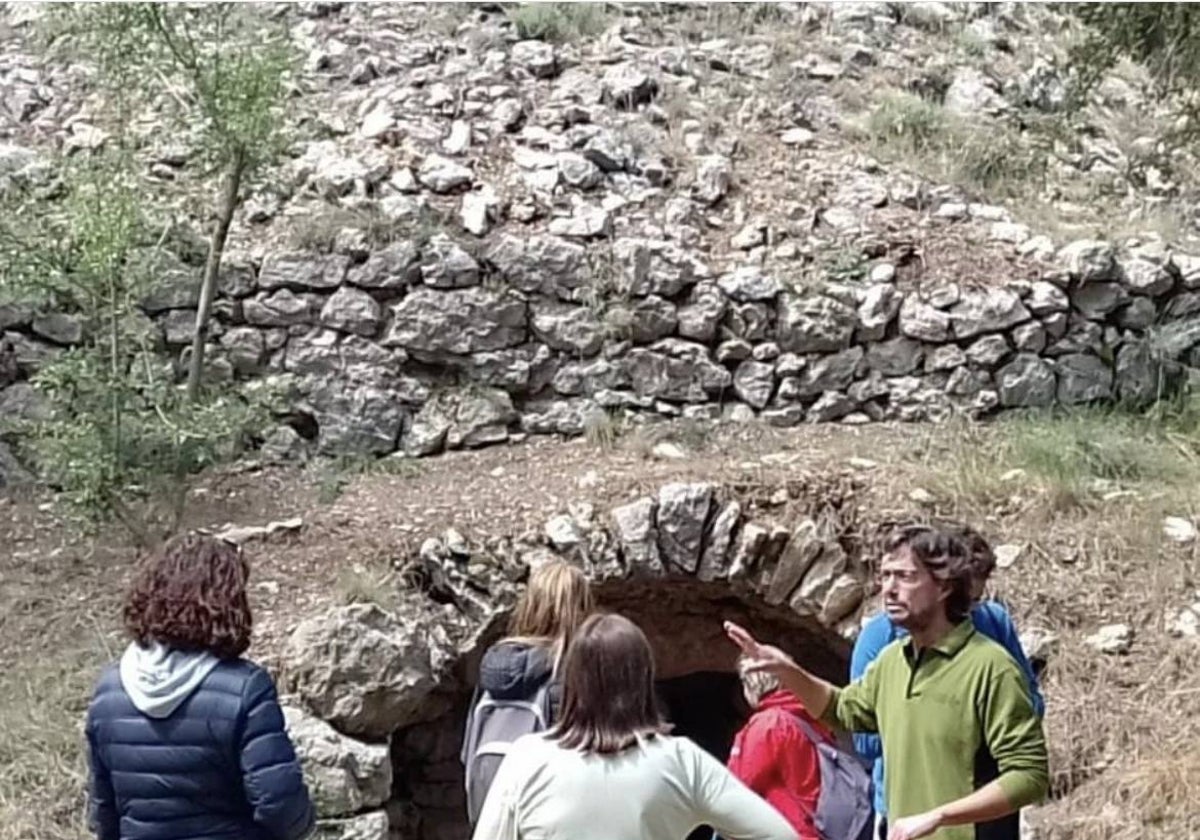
left=725, top=524, right=1048, bottom=840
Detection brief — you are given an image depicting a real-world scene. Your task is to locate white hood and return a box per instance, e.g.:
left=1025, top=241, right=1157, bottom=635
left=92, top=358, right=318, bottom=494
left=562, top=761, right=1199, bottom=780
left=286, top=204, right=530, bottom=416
left=118, top=642, right=220, bottom=719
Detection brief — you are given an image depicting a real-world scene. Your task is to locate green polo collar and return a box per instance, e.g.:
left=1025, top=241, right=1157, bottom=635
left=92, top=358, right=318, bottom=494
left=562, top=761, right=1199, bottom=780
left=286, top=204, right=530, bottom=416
left=904, top=618, right=976, bottom=659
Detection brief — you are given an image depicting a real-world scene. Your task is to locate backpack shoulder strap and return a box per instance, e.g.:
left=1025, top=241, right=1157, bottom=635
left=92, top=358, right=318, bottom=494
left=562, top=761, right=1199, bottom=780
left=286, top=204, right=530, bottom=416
left=790, top=714, right=828, bottom=749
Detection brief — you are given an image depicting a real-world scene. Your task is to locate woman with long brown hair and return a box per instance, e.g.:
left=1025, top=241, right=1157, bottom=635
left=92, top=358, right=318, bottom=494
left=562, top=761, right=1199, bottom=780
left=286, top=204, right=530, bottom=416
left=462, top=561, right=593, bottom=823
left=471, top=612, right=797, bottom=840
left=85, top=534, right=313, bottom=840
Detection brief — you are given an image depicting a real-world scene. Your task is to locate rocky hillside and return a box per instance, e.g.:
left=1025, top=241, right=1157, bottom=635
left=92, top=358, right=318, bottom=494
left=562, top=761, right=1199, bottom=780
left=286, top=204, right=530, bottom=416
left=5, top=2, right=1200, bottom=466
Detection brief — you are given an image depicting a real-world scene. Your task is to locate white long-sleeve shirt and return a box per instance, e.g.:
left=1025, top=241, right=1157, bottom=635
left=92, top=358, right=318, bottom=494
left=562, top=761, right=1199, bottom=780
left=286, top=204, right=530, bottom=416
left=471, top=732, right=799, bottom=840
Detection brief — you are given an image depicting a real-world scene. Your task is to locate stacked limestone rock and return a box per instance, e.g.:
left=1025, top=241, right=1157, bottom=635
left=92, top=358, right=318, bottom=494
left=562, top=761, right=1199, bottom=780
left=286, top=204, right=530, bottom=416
left=3, top=3, right=1200, bottom=469
left=280, top=475, right=867, bottom=839
left=1, top=233, right=1194, bottom=463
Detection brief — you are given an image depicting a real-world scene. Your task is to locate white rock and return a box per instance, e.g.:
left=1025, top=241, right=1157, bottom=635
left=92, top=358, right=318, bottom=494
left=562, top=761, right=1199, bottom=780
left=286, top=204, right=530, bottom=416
left=652, top=441, right=688, bottom=460
left=780, top=128, right=816, bottom=147
left=460, top=188, right=497, bottom=236
left=417, top=154, right=473, bottom=193
left=908, top=487, right=935, bottom=505
left=1084, top=623, right=1133, bottom=654
left=1168, top=601, right=1200, bottom=637
left=994, top=543, right=1023, bottom=569
left=283, top=705, right=392, bottom=817
left=1020, top=627, right=1059, bottom=662
left=1163, top=516, right=1197, bottom=544
left=359, top=104, right=396, bottom=140
left=544, top=514, right=583, bottom=550
left=442, top=120, right=472, bottom=155
left=990, top=222, right=1031, bottom=244
left=869, top=263, right=896, bottom=283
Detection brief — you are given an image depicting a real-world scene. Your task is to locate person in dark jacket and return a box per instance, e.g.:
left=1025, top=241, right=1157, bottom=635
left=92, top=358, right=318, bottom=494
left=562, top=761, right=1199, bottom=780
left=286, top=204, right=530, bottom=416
left=460, top=561, right=594, bottom=823
left=85, top=533, right=314, bottom=840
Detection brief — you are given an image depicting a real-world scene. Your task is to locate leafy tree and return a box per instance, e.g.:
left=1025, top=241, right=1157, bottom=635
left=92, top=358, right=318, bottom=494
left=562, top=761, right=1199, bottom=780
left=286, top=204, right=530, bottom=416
left=49, top=3, right=297, bottom=401
left=1069, top=4, right=1200, bottom=142
left=0, top=154, right=265, bottom=543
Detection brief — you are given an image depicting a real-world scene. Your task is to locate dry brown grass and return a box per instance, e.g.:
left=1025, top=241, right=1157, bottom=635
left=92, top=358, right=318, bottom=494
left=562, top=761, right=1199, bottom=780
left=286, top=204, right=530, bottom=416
left=3, top=408, right=1200, bottom=840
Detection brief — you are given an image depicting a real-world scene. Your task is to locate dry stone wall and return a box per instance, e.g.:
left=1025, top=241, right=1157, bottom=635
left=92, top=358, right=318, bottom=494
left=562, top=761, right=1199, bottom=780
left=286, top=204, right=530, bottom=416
left=4, top=236, right=1192, bottom=464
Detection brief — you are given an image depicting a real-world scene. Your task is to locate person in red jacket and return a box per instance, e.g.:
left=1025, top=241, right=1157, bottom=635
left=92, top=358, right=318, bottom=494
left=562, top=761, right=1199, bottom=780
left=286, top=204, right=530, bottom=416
left=728, top=654, right=833, bottom=840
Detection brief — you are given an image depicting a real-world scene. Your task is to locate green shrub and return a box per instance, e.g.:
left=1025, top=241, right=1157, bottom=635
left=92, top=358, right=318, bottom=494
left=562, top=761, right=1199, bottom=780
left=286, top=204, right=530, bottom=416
left=507, top=3, right=609, bottom=43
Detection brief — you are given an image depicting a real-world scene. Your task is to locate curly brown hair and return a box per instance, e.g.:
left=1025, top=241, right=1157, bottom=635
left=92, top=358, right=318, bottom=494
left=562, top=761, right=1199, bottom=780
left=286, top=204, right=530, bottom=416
left=882, top=523, right=975, bottom=623
left=123, top=533, right=252, bottom=659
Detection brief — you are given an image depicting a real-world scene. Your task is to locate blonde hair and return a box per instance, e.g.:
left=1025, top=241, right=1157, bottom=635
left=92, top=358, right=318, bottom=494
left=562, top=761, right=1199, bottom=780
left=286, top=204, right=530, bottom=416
left=737, top=654, right=781, bottom=707
left=506, top=561, right=594, bottom=666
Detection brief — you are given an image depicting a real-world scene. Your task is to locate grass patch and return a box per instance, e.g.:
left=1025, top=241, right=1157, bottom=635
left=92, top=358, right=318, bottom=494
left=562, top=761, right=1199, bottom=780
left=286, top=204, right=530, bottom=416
left=0, top=642, right=109, bottom=840
left=1000, top=404, right=1200, bottom=497
left=584, top=409, right=626, bottom=451
left=912, top=399, right=1200, bottom=513
left=866, top=91, right=948, bottom=155
left=0, top=568, right=117, bottom=840
left=507, top=3, right=609, bottom=43
left=287, top=204, right=443, bottom=254
left=863, top=91, right=1052, bottom=197
left=334, top=557, right=401, bottom=612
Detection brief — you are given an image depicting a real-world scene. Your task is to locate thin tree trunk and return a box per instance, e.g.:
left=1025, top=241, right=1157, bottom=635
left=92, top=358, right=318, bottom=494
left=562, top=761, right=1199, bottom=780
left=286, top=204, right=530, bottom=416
left=185, top=146, right=246, bottom=402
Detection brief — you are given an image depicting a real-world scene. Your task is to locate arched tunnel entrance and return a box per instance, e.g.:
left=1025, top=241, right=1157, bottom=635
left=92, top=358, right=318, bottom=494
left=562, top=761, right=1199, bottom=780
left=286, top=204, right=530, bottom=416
left=388, top=579, right=854, bottom=840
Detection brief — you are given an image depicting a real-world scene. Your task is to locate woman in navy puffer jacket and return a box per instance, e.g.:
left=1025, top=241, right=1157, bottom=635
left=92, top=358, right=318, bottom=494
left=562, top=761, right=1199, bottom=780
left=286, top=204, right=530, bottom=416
left=85, top=533, right=314, bottom=840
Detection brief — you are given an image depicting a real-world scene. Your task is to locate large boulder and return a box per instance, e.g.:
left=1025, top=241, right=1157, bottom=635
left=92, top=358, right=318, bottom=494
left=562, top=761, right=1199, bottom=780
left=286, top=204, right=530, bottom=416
left=347, top=242, right=421, bottom=290
left=733, top=360, right=775, bottom=408
left=519, top=398, right=607, bottom=436
left=485, top=235, right=587, bottom=300
left=282, top=603, right=455, bottom=739
left=420, top=235, right=480, bottom=289
left=1115, top=341, right=1176, bottom=404
left=552, top=358, right=630, bottom=396
left=259, top=253, right=349, bottom=291
left=776, top=295, right=856, bottom=353
left=531, top=303, right=603, bottom=357
left=305, top=377, right=407, bottom=455
left=948, top=288, right=1030, bottom=339
left=996, top=353, right=1056, bottom=408
left=856, top=283, right=899, bottom=341
left=320, top=287, right=382, bottom=337
left=656, top=482, right=715, bottom=573
left=795, top=347, right=864, bottom=398
left=611, top=497, right=663, bottom=576
left=623, top=340, right=732, bottom=403
left=283, top=705, right=392, bottom=817
left=385, top=288, right=527, bottom=357
left=404, top=387, right=516, bottom=456
left=718, top=267, right=781, bottom=302
left=1059, top=239, right=1116, bottom=282
left=607, top=295, right=677, bottom=345
left=31, top=312, right=83, bottom=345
left=865, top=337, right=923, bottom=376
left=676, top=282, right=727, bottom=342
left=285, top=331, right=407, bottom=382
left=898, top=296, right=951, bottom=342
left=1055, top=353, right=1113, bottom=404
left=244, top=290, right=322, bottom=327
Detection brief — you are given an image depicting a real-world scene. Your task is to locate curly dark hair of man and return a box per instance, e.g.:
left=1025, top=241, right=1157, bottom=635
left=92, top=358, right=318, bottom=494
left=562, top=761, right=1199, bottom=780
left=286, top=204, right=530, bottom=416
left=874, top=517, right=997, bottom=583
left=123, top=533, right=252, bottom=659
left=882, top=523, right=975, bottom=623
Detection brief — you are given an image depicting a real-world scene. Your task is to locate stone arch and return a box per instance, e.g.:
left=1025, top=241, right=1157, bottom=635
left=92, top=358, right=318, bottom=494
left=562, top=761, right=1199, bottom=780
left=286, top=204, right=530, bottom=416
left=283, top=472, right=878, bottom=840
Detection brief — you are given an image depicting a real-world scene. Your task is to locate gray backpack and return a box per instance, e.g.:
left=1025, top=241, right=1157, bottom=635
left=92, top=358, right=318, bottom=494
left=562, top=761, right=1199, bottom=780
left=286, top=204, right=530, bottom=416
left=791, top=716, right=874, bottom=840
left=461, top=680, right=554, bottom=825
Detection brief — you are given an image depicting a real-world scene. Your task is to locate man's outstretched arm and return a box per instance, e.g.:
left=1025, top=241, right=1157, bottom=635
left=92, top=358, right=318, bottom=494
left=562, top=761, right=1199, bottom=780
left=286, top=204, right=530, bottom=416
left=723, top=621, right=879, bottom=733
